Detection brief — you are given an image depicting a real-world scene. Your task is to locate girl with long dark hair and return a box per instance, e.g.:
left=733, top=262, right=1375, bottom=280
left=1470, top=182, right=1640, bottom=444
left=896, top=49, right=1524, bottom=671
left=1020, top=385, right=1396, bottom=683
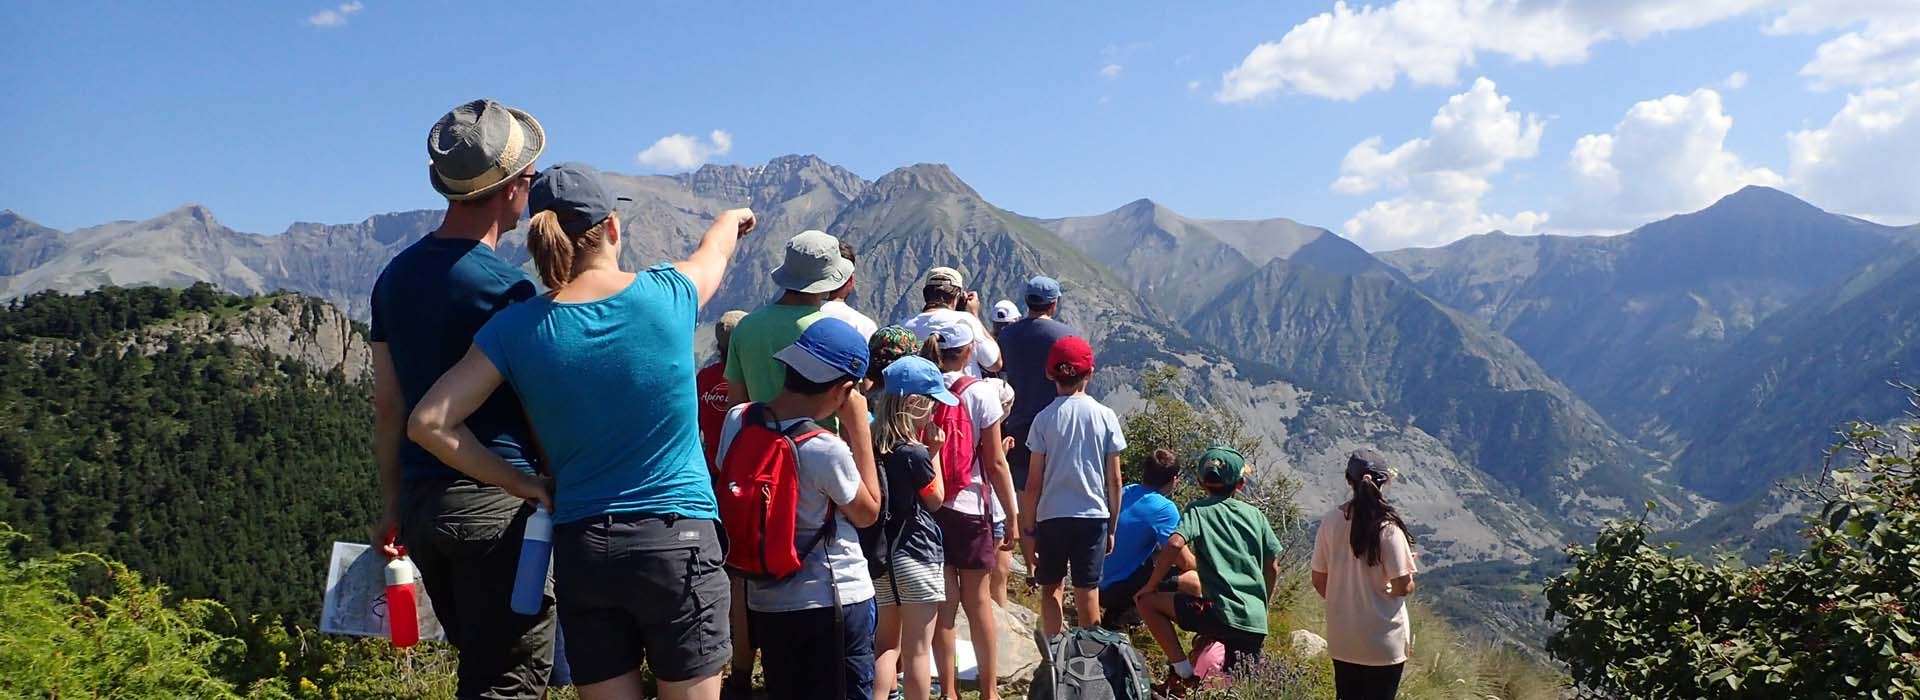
left=1311, top=449, right=1418, bottom=700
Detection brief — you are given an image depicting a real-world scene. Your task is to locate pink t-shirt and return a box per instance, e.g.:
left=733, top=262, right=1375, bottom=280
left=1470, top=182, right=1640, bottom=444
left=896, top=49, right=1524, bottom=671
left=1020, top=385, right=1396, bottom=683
left=1311, top=506, right=1418, bottom=666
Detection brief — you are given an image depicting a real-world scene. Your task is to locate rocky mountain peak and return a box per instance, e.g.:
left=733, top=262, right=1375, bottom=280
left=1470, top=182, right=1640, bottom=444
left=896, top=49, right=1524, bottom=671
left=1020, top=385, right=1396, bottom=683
left=154, top=204, right=221, bottom=229
left=866, top=163, right=980, bottom=201
left=678, top=154, right=866, bottom=204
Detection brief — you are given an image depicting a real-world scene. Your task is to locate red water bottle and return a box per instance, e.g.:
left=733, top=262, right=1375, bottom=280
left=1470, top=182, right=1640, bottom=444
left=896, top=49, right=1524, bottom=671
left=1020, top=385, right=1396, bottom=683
left=385, top=546, right=419, bottom=648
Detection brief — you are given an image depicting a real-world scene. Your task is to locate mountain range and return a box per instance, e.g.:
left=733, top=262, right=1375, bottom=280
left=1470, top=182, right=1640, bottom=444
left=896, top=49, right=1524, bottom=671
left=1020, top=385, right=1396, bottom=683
left=7, top=155, right=1916, bottom=643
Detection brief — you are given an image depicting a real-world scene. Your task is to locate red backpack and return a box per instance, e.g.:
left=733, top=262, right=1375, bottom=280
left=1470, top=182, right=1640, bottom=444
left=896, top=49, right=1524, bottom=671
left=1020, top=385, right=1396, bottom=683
left=931, top=376, right=981, bottom=503
left=716, top=404, right=834, bottom=581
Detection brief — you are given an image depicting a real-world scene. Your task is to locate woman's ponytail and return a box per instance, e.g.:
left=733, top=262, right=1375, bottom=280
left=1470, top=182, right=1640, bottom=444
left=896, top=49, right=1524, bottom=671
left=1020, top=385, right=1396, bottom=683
left=1347, top=471, right=1410, bottom=567
left=919, top=335, right=943, bottom=363
left=525, top=210, right=609, bottom=291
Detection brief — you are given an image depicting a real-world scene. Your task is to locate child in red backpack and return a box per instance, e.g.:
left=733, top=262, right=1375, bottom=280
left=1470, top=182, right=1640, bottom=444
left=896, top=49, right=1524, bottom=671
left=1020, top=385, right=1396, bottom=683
left=1018, top=335, right=1127, bottom=638
left=716, top=318, right=882, bottom=700
left=920, top=318, right=1020, bottom=700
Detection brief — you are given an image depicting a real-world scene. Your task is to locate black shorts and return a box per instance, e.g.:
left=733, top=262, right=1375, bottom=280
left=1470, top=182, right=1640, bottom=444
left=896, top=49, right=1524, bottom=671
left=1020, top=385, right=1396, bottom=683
left=1006, top=423, right=1032, bottom=493
left=1034, top=518, right=1107, bottom=589
left=1098, top=561, right=1176, bottom=627
left=552, top=514, right=731, bottom=685
left=1175, top=594, right=1266, bottom=671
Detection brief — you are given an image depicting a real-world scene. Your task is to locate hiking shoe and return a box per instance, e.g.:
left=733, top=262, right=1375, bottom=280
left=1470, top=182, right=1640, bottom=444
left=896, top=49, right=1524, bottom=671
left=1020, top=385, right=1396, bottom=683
left=1151, top=673, right=1198, bottom=699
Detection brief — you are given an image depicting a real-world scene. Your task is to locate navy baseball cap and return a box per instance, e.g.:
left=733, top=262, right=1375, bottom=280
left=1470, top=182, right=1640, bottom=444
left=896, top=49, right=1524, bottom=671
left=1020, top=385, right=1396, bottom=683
left=1025, top=276, right=1062, bottom=305
left=529, top=161, right=630, bottom=236
left=775, top=317, right=870, bottom=383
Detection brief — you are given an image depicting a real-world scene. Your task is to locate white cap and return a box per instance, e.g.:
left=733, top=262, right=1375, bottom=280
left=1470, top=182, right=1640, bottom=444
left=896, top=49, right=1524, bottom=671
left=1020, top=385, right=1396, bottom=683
left=928, top=316, right=974, bottom=350
left=991, top=300, right=1019, bottom=324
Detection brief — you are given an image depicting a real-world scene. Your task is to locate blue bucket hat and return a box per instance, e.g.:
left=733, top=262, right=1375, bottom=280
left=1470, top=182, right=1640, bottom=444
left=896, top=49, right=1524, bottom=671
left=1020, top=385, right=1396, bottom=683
left=774, top=317, right=869, bottom=383
left=881, top=356, right=961, bottom=406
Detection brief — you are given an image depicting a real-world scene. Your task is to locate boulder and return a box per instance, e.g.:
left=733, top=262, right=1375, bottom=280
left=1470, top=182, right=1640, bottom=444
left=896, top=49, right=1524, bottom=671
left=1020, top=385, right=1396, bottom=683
left=1290, top=629, right=1327, bottom=659
left=955, top=601, right=1045, bottom=685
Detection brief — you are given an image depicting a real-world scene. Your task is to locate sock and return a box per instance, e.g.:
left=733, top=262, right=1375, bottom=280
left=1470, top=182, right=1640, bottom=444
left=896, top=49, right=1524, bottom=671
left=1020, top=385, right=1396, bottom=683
left=1173, top=660, right=1195, bottom=679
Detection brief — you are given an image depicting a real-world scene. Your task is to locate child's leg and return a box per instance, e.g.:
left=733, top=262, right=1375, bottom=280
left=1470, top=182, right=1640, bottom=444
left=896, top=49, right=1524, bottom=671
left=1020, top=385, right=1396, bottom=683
left=899, top=602, right=941, bottom=700
left=751, top=607, right=839, bottom=700
left=1135, top=591, right=1186, bottom=665
left=841, top=599, right=878, bottom=700
left=1069, top=518, right=1109, bottom=630
left=1032, top=519, right=1071, bottom=637
left=1074, top=586, right=1102, bottom=629
left=1039, top=580, right=1067, bottom=638
left=991, top=541, right=1012, bottom=607
left=932, top=568, right=961, bottom=700
left=957, top=568, right=1001, bottom=700
left=872, top=601, right=903, bottom=700
left=725, top=574, right=753, bottom=687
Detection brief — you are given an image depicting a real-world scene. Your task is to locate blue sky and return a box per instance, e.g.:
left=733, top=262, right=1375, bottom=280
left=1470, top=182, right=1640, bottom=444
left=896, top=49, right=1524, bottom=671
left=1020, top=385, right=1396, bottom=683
left=2, top=2, right=1915, bottom=250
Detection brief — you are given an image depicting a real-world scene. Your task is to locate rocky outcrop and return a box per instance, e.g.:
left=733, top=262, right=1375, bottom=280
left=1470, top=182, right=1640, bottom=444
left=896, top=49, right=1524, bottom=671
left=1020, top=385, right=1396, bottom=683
left=131, top=295, right=372, bottom=381
left=955, top=601, right=1045, bottom=685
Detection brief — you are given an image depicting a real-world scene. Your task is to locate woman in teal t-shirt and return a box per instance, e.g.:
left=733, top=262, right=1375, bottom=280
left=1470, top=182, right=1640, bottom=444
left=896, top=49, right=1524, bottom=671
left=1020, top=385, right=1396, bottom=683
left=409, top=162, right=753, bottom=700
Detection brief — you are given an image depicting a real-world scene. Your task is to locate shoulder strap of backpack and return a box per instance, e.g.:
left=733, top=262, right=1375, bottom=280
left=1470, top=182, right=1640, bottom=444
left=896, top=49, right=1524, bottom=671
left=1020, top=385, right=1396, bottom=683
left=949, top=374, right=981, bottom=396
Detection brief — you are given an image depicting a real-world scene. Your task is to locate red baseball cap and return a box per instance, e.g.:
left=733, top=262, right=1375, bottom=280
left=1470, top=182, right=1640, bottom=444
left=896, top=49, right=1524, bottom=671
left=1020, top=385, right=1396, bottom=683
left=1047, top=335, right=1095, bottom=380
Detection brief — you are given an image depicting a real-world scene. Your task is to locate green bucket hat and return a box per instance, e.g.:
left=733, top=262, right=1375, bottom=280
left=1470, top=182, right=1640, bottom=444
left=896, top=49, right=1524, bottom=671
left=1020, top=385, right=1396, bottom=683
left=1197, top=446, right=1247, bottom=488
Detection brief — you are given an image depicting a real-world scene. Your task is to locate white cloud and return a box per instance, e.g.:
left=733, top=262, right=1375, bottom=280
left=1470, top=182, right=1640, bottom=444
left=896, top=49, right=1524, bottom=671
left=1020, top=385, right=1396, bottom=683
left=1763, top=0, right=1920, bottom=34
left=1217, top=0, right=1775, bottom=102
left=1187, top=80, right=1203, bottom=92
left=1800, top=20, right=1920, bottom=89
left=635, top=130, right=733, bottom=171
left=1723, top=71, right=1750, bottom=90
left=306, top=1, right=362, bottom=28
left=1789, top=80, right=1920, bottom=222
left=1100, top=64, right=1124, bottom=79
left=1334, top=77, right=1548, bottom=248
left=1560, top=88, right=1782, bottom=229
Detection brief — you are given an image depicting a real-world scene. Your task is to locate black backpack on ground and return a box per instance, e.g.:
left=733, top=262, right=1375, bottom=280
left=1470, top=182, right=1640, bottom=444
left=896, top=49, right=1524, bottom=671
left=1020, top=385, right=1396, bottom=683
left=1028, top=626, right=1153, bottom=700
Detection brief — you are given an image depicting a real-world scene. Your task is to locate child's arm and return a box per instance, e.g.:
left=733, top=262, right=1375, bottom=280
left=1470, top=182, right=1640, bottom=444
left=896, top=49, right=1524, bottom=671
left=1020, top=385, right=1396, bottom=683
left=919, top=433, right=946, bottom=510
left=1104, top=452, right=1122, bottom=554
left=979, top=419, right=1018, bottom=551
left=1019, top=448, right=1045, bottom=570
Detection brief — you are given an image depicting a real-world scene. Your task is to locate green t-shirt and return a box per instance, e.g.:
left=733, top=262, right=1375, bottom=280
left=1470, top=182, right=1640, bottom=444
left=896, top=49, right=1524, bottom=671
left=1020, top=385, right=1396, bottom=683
left=723, top=303, right=837, bottom=429
left=725, top=303, right=824, bottom=401
left=1176, top=495, right=1283, bottom=635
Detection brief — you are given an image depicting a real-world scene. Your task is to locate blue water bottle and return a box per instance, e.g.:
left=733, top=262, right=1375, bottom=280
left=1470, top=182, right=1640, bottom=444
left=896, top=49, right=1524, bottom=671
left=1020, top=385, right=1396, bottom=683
left=511, top=505, right=552, bottom=615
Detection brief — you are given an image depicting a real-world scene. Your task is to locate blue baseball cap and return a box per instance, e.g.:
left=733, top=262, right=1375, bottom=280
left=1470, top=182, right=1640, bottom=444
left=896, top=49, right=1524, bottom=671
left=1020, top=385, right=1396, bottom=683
left=881, top=356, right=961, bottom=406
left=774, top=317, right=870, bottom=383
left=1025, top=276, right=1062, bottom=305
left=529, top=161, right=631, bottom=236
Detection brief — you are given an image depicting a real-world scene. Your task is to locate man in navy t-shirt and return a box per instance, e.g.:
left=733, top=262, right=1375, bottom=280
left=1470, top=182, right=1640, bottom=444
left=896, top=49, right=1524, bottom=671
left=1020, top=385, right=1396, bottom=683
left=368, top=99, right=555, bottom=699
left=993, top=276, right=1078, bottom=493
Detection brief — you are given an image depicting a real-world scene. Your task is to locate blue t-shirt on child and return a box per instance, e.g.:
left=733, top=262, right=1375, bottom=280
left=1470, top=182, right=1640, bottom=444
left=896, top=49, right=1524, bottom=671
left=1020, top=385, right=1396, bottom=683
left=473, top=264, right=717, bottom=525
left=1100, top=483, right=1181, bottom=588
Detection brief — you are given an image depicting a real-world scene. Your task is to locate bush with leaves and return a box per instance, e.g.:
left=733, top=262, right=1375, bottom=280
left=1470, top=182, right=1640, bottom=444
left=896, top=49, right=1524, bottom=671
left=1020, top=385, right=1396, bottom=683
left=1119, top=365, right=1308, bottom=566
left=1546, top=393, right=1920, bottom=698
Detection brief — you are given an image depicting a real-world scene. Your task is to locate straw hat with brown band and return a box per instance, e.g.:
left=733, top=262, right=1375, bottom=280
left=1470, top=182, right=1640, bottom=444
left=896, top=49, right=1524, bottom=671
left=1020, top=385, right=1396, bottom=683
left=427, top=99, right=547, bottom=201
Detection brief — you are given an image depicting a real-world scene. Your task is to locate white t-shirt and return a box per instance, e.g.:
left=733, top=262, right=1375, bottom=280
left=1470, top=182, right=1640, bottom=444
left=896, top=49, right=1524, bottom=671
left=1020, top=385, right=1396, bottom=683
left=820, top=300, right=877, bottom=341
left=940, top=372, right=1006, bottom=520
left=900, top=309, right=1001, bottom=379
left=718, top=405, right=875, bottom=612
left=1310, top=506, right=1418, bottom=666
left=1026, top=394, right=1127, bottom=521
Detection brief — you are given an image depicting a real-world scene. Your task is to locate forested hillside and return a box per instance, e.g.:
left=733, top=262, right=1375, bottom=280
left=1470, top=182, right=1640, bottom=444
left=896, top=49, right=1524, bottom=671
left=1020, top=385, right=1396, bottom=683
left=0, top=284, right=377, bottom=619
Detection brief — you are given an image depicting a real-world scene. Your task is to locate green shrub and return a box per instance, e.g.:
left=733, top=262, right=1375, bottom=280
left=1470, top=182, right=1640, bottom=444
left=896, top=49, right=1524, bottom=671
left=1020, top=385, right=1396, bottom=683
left=1546, top=407, right=1920, bottom=698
